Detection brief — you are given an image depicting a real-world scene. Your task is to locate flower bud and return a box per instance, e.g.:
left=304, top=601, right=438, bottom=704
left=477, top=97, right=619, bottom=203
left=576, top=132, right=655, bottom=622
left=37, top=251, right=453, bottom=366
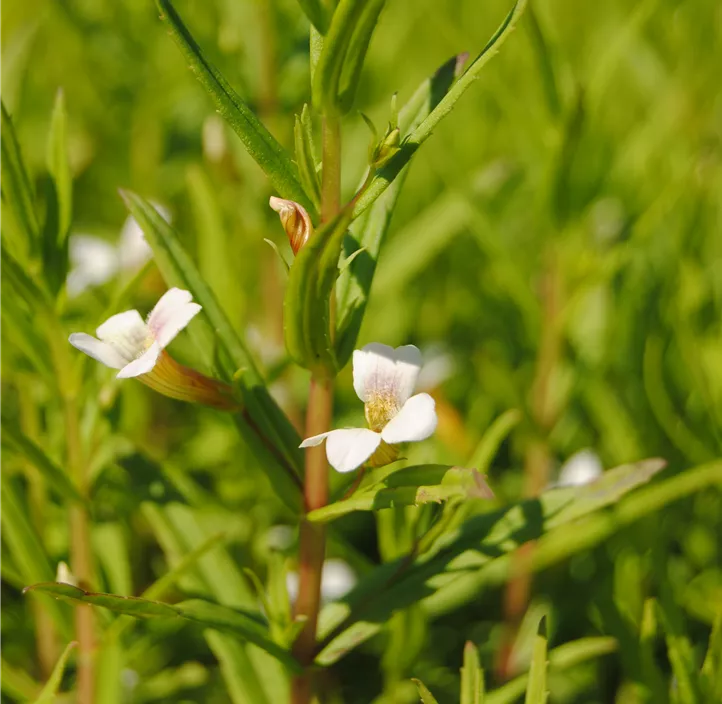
left=371, top=127, right=401, bottom=170
left=269, top=197, right=313, bottom=255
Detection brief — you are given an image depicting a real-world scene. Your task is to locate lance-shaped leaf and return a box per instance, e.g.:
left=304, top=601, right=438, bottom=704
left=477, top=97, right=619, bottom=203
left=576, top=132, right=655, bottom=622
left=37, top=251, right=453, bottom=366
left=524, top=616, right=548, bottom=704
left=296, top=0, right=333, bottom=35
left=314, top=459, right=664, bottom=665
left=461, top=641, right=485, bottom=704
left=284, top=207, right=354, bottom=374
left=46, top=89, right=72, bottom=246
left=2, top=421, right=84, bottom=504
left=294, top=105, right=321, bottom=212
left=156, top=0, right=314, bottom=216
left=312, top=0, right=367, bottom=112
left=1, top=101, right=40, bottom=261
left=120, top=191, right=302, bottom=511
left=32, top=641, right=77, bottom=704
left=307, top=465, right=492, bottom=523
left=336, top=0, right=388, bottom=114
left=413, top=679, right=441, bottom=704
left=23, top=583, right=301, bottom=673
left=334, top=52, right=468, bottom=363
left=352, top=0, right=528, bottom=218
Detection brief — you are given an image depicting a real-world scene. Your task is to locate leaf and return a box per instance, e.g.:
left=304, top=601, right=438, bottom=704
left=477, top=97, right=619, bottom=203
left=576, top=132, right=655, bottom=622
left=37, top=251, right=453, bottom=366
left=311, top=0, right=370, bottom=113
left=352, top=0, right=528, bottom=218
left=296, top=0, right=332, bottom=37
left=461, top=641, right=485, bottom=704
left=0, top=101, right=40, bottom=260
left=524, top=616, right=548, bottom=704
left=467, top=410, right=522, bottom=474
left=485, top=637, right=616, bottom=704
left=314, top=459, right=662, bottom=665
left=120, top=190, right=302, bottom=511
left=1, top=658, right=42, bottom=701
left=2, top=421, right=84, bottom=504
left=155, top=0, right=314, bottom=216
left=336, top=0, right=388, bottom=113
left=701, top=614, right=722, bottom=702
left=23, top=583, right=301, bottom=673
left=412, top=679, right=441, bottom=704
left=283, top=206, right=354, bottom=374
left=46, top=89, right=72, bottom=246
left=32, top=641, right=77, bottom=704
left=294, top=105, right=321, bottom=212
left=307, top=465, right=490, bottom=523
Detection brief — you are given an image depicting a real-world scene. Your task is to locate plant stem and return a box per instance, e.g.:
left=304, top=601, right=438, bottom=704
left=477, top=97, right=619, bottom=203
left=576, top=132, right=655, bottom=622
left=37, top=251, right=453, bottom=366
left=65, top=395, right=95, bottom=704
left=291, top=114, right=341, bottom=704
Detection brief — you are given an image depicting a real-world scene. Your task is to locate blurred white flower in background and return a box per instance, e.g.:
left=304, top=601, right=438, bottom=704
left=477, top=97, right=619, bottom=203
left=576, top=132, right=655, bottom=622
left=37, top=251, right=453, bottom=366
left=286, top=559, right=356, bottom=605
left=557, top=449, right=603, bottom=487
left=66, top=204, right=169, bottom=297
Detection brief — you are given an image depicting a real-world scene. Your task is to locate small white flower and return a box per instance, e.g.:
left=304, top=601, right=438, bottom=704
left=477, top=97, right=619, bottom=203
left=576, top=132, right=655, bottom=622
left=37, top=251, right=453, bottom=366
left=300, top=343, right=437, bottom=473
left=557, top=449, right=603, bottom=487
left=55, top=561, right=77, bottom=586
left=68, top=288, right=201, bottom=379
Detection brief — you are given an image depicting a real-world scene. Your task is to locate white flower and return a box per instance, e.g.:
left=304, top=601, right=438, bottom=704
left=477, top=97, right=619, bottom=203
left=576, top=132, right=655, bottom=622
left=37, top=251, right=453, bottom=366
left=68, top=288, right=201, bottom=379
left=286, top=559, right=356, bottom=605
left=55, top=561, right=77, bottom=587
left=300, top=343, right=438, bottom=473
left=557, top=449, right=603, bottom=487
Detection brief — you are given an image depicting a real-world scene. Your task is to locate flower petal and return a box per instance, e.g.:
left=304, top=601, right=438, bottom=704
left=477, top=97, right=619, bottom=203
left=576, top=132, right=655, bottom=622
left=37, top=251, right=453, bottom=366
left=300, top=428, right=381, bottom=473
left=352, top=343, right=422, bottom=406
left=95, top=309, right=148, bottom=362
left=117, top=342, right=162, bottom=379
left=147, top=288, right=201, bottom=348
left=68, top=333, right=127, bottom=369
left=381, top=393, right=437, bottom=444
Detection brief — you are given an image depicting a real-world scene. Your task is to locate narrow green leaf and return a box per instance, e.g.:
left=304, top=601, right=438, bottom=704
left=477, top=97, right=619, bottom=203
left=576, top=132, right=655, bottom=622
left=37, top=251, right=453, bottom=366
left=156, top=0, right=314, bottom=215
left=315, top=459, right=661, bottom=665
left=1, top=101, right=40, bottom=260
left=284, top=206, right=354, bottom=374
left=524, top=616, right=548, bottom=704
left=461, top=641, right=485, bottom=704
left=337, top=0, right=388, bottom=113
left=467, top=409, right=522, bottom=474
left=296, top=0, right=332, bottom=35
left=23, top=583, right=301, bottom=673
left=352, top=0, right=528, bottom=218
left=120, top=190, right=303, bottom=510
left=412, top=679, right=441, bottom=704
left=308, top=465, right=490, bottom=523
left=701, top=614, right=722, bottom=702
left=46, top=89, right=72, bottom=245
left=486, top=637, right=617, bottom=704
left=294, top=105, right=321, bottom=211
left=32, top=641, right=77, bottom=704
left=312, top=0, right=367, bottom=112
left=2, top=421, right=84, bottom=504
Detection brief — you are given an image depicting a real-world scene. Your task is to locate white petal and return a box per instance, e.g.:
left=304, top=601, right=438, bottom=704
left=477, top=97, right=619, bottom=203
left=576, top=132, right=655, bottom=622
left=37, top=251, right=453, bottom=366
left=147, top=288, right=201, bottom=348
left=117, top=342, right=161, bottom=379
left=352, top=343, right=422, bottom=406
left=67, top=235, right=119, bottom=296
left=68, top=333, right=127, bottom=369
left=300, top=428, right=381, bottom=473
left=96, top=309, right=149, bottom=362
left=381, top=393, right=437, bottom=444
left=320, top=560, right=356, bottom=602
left=117, top=204, right=169, bottom=271
left=558, top=450, right=603, bottom=487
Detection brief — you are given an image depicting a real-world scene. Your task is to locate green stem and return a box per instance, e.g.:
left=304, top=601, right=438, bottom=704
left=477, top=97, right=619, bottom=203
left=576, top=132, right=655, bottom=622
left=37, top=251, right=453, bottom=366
left=291, top=114, right=341, bottom=704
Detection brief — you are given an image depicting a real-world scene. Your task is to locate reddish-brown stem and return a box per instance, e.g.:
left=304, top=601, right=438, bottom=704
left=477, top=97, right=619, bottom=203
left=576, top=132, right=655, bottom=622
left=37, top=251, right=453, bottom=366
left=291, top=113, right=341, bottom=704
left=498, top=251, right=561, bottom=680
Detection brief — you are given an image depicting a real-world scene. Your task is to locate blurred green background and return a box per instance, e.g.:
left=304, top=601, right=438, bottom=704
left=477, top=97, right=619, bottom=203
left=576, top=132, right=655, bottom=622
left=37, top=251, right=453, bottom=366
left=2, top=0, right=721, bottom=702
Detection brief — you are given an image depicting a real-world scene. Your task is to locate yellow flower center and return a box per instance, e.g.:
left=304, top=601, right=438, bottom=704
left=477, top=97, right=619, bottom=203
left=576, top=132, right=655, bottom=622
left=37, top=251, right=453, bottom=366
left=364, top=393, right=399, bottom=432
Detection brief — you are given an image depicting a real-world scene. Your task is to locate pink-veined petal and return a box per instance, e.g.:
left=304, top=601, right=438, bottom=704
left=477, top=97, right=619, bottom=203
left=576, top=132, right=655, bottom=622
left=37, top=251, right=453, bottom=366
left=353, top=343, right=422, bottom=407
left=95, top=310, right=148, bottom=362
left=68, top=333, right=127, bottom=369
left=147, top=288, right=201, bottom=348
left=117, top=342, right=161, bottom=379
left=381, top=393, right=437, bottom=445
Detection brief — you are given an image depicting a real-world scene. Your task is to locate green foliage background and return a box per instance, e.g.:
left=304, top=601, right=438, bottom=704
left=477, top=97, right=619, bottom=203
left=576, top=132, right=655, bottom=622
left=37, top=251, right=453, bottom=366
left=2, top=0, right=721, bottom=702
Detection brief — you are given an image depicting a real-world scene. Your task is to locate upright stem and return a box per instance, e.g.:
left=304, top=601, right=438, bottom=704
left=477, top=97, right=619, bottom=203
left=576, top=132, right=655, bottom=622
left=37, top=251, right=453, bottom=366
left=498, top=249, right=560, bottom=679
left=291, top=114, right=341, bottom=704
left=65, top=395, right=95, bottom=704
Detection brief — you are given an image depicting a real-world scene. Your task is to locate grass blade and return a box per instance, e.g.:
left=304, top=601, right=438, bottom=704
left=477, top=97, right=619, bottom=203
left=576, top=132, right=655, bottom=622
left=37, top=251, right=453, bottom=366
left=524, top=616, right=548, bottom=704
left=32, top=641, right=77, bottom=704
left=461, top=641, right=485, bottom=704
left=155, top=0, right=314, bottom=215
